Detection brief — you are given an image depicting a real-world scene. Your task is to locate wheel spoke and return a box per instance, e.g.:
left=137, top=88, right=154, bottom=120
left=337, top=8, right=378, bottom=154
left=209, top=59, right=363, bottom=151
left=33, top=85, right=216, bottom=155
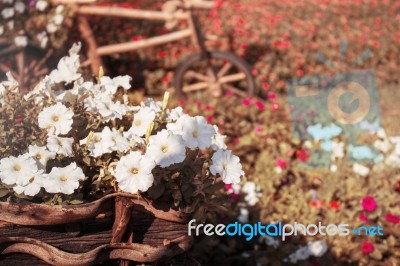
left=217, top=62, right=232, bottom=77
left=218, top=73, right=246, bottom=84
left=16, top=52, right=25, bottom=86
left=222, top=83, right=248, bottom=98
left=185, top=70, right=210, bottom=82
left=182, top=82, right=209, bottom=92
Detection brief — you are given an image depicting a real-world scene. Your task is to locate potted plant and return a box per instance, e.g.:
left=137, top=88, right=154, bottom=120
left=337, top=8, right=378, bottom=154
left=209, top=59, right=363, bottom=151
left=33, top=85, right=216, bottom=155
left=0, top=44, right=245, bottom=265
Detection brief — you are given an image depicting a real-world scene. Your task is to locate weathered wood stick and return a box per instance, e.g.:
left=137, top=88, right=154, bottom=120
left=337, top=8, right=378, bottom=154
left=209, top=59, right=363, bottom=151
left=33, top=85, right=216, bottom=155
left=96, top=29, right=192, bottom=56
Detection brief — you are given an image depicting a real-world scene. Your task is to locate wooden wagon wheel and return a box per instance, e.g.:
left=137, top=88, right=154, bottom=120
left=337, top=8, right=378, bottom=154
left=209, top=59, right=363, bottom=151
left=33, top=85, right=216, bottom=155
left=173, top=51, right=257, bottom=100
left=0, top=43, right=53, bottom=91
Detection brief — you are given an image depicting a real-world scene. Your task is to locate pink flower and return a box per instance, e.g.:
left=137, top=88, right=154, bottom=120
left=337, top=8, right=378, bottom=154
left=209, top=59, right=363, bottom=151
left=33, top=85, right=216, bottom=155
left=255, top=126, right=262, bottom=134
left=385, top=213, right=400, bottom=224
left=362, top=241, right=374, bottom=254
left=242, top=98, right=251, bottom=106
left=255, top=100, right=265, bottom=110
left=226, top=90, right=234, bottom=97
left=361, top=195, right=377, bottom=212
left=267, top=92, right=277, bottom=100
left=262, top=82, right=270, bottom=90
left=359, top=212, right=369, bottom=223
left=233, top=138, right=240, bottom=144
left=276, top=159, right=287, bottom=169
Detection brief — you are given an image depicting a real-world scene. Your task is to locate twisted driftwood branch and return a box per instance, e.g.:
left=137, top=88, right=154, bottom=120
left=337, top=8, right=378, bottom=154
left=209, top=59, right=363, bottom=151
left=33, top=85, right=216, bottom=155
left=0, top=193, right=190, bottom=225
left=0, top=235, right=192, bottom=266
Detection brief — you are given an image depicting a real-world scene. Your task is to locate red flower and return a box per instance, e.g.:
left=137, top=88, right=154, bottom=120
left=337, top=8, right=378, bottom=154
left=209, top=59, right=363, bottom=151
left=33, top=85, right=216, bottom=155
left=267, top=92, right=277, bottom=100
left=385, top=213, right=400, bottom=224
left=15, top=117, right=23, bottom=123
left=272, top=102, right=280, bottom=110
left=362, top=241, right=374, bottom=254
left=330, top=201, right=340, bottom=210
left=310, top=200, right=325, bottom=209
left=255, top=100, right=265, bottom=110
left=242, top=98, right=251, bottom=106
left=262, top=82, right=270, bottom=90
left=206, top=115, right=213, bottom=123
left=359, top=212, right=369, bottom=223
left=296, top=149, right=310, bottom=162
left=396, top=180, right=400, bottom=193
left=361, top=195, right=377, bottom=212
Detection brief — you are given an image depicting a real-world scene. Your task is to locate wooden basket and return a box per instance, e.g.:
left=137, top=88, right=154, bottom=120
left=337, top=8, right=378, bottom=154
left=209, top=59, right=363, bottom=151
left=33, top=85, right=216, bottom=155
left=0, top=193, right=193, bottom=265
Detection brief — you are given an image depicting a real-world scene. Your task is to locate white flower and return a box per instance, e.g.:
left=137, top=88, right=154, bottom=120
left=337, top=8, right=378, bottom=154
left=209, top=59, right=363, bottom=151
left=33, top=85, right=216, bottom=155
left=331, top=141, right=344, bottom=159
left=49, top=44, right=81, bottom=84
left=141, top=98, right=162, bottom=113
left=14, top=1, right=25, bottom=13
left=210, top=149, right=243, bottom=184
left=88, top=94, right=128, bottom=121
left=38, top=103, right=74, bottom=135
left=0, top=26, right=3, bottom=35
left=37, top=31, right=48, bottom=48
left=100, top=75, right=131, bottom=94
left=211, top=125, right=227, bottom=150
left=47, top=135, right=74, bottom=156
left=46, top=22, right=57, bottom=33
left=146, top=129, right=186, bottom=168
left=53, top=14, right=64, bottom=25
left=36, top=0, right=48, bottom=11
left=43, top=162, right=85, bottom=194
left=166, top=106, right=184, bottom=122
left=14, top=35, right=27, bottom=47
left=1, top=7, right=14, bottom=19
left=330, top=164, right=337, bottom=172
left=353, top=163, right=370, bottom=176
left=237, top=207, right=249, bottom=223
left=0, top=154, right=38, bottom=186
left=308, top=240, right=328, bottom=257
left=242, top=181, right=261, bottom=206
left=80, top=132, right=105, bottom=157
left=28, top=145, right=56, bottom=169
left=13, top=170, right=44, bottom=196
left=129, top=107, right=156, bottom=137
left=100, top=127, right=130, bottom=153
left=167, top=115, right=215, bottom=149
left=115, top=152, right=156, bottom=194
left=55, top=5, right=64, bottom=13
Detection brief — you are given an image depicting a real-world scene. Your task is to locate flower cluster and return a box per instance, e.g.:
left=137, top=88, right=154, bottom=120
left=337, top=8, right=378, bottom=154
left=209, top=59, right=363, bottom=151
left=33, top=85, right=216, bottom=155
left=0, top=45, right=244, bottom=214
left=0, top=0, right=71, bottom=49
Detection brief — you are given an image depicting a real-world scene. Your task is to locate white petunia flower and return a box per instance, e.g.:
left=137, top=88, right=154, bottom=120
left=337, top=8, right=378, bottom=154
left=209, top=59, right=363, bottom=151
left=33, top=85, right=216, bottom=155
left=92, top=96, right=128, bottom=122
left=242, top=181, right=262, bottom=206
left=167, top=115, right=215, bottom=149
left=100, top=127, right=130, bottom=153
left=353, top=163, right=370, bottom=176
left=38, top=102, right=74, bottom=135
left=331, top=141, right=345, bottom=159
left=55, top=5, right=64, bottom=13
left=237, top=207, right=249, bottom=223
left=43, top=162, right=85, bottom=195
left=114, top=151, right=156, bottom=194
left=53, top=14, right=64, bottom=25
left=36, top=0, right=48, bottom=11
left=0, top=154, right=38, bottom=186
left=37, top=31, right=48, bottom=48
left=308, top=240, right=328, bottom=257
left=1, top=7, right=14, bottom=19
left=100, top=75, right=131, bottom=94
left=14, top=1, right=25, bottom=13
left=14, top=35, right=27, bottom=47
left=13, top=170, right=44, bottom=196
left=146, top=129, right=186, bottom=168
left=141, top=98, right=163, bottom=113
left=47, top=135, right=74, bottom=156
left=28, top=145, right=56, bottom=169
left=128, top=107, right=156, bottom=137
left=49, top=44, right=81, bottom=84
left=46, top=22, right=57, bottom=33
left=211, top=125, right=227, bottom=150
left=210, top=149, right=244, bottom=184
left=166, top=106, right=184, bottom=122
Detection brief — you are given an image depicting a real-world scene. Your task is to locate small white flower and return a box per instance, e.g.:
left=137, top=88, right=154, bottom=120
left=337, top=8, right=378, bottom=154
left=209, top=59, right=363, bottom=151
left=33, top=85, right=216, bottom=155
left=100, top=75, right=131, bottom=94
left=167, top=115, right=215, bottom=149
left=146, top=129, right=186, bottom=168
left=43, top=162, right=85, bottom=195
left=211, top=125, right=227, bottom=150
left=129, top=107, right=156, bottom=137
left=28, top=145, right=56, bottom=169
left=242, top=181, right=262, bottom=206
left=237, top=207, right=249, bottom=223
left=36, top=0, right=48, bottom=11
left=46, top=22, right=57, bottom=33
left=166, top=106, right=184, bottom=122
left=13, top=170, right=44, bottom=196
left=37, top=31, right=48, bottom=48
left=14, top=1, right=25, bottom=13
left=331, top=141, right=344, bottom=159
left=0, top=154, right=38, bottom=186
left=210, top=149, right=244, bottom=184
left=89, top=94, right=128, bottom=121
left=308, top=240, right=328, bottom=257
left=38, top=103, right=74, bottom=135
left=353, top=163, right=369, bottom=176
left=53, top=14, right=64, bottom=25
left=55, top=4, right=64, bottom=13
left=115, top=152, right=156, bottom=194
left=141, top=98, right=162, bottom=113
left=1, top=7, right=14, bottom=19
left=80, top=132, right=105, bottom=157
left=49, top=54, right=81, bottom=84
left=47, top=135, right=74, bottom=156
left=330, top=164, right=337, bottom=172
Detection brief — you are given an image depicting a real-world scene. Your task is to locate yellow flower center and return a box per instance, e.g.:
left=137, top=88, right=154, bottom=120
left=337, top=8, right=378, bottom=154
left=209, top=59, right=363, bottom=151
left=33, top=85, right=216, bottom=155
left=192, top=131, right=199, bottom=138
left=35, top=154, right=42, bottom=160
left=130, top=168, right=139, bottom=175
left=94, top=135, right=101, bottom=142
left=52, top=115, right=59, bottom=122
left=222, top=164, right=228, bottom=171
left=161, top=145, right=168, bottom=153
left=134, top=120, right=141, bottom=126
left=60, top=175, right=68, bottom=182
left=13, top=164, right=21, bottom=171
